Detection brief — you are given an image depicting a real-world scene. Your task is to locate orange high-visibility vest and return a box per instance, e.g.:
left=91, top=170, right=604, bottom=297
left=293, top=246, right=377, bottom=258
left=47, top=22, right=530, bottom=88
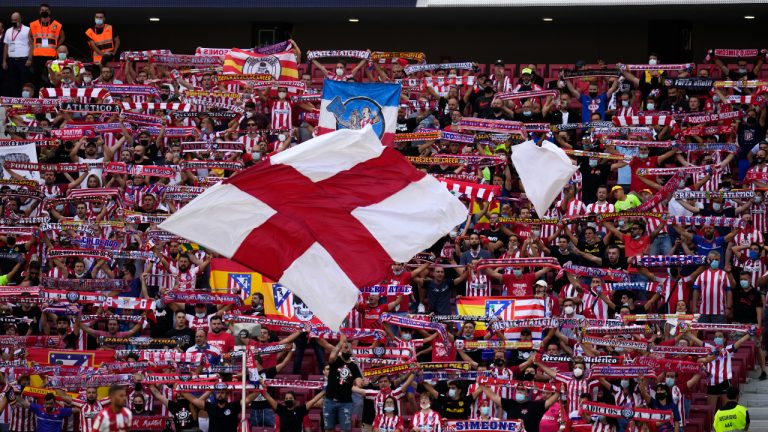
left=85, top=24, right=114, bottom=63
left=29, top=19, right=62, bottom=58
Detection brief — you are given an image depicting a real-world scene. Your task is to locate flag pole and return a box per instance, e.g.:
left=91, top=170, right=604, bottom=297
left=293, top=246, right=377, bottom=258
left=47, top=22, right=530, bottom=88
left=241, top=345, right=247, bottom=429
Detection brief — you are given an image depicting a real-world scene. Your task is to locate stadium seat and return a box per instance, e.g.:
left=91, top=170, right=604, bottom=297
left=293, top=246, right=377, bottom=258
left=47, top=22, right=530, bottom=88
left=548, top=64, right=575, bottom=79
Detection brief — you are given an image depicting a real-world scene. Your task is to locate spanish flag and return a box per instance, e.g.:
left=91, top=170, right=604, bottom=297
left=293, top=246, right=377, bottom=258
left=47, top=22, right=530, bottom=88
left=223, top=48, right=299, bottom=80
left=456, top=296, right=546, bottom=339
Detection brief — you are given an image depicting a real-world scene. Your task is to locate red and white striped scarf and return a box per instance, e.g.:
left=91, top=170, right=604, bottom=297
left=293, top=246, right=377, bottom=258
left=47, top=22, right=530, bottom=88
left=121, top=102, right=191, bottom=111
left=494, top=89, right=558, bottom=101
left=612, top=115, right=677, bottom=131
left=39, top=87, right=109, bottom=99
left=435, top=177, right=500, bottom=202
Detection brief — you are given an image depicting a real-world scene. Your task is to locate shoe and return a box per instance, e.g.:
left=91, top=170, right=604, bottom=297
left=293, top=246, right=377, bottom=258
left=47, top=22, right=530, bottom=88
left=759, top=371, right=767, bottom=381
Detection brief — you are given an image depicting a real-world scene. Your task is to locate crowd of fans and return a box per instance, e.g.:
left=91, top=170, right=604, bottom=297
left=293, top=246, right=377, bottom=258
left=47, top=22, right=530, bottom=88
left=0, top=3, right=765, bottom=432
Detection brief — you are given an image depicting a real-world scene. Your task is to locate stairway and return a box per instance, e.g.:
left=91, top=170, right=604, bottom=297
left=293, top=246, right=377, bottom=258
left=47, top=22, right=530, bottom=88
left=738, top=365, right=768, bottom=431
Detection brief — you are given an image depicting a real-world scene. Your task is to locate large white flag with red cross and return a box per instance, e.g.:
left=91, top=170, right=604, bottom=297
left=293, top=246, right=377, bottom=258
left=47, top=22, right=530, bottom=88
left=160, top=127, right=467, bottom=329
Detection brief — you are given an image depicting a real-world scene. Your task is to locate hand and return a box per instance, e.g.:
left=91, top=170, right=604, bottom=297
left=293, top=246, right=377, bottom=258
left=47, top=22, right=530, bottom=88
left=2, top=62, right=6, bottom=70
left=25, top=58, right=31, bottom=67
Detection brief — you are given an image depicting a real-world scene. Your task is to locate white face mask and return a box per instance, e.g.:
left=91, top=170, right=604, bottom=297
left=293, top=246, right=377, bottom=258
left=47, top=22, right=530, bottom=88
left=384, top=406, right=395, bottom=413
left=648, top=58, right=658, bottom=65
left=420, top=402, right=431, bottom=410
left=572, top=368, right=584, bottom=377
left=95, top=18, right=104, bottom=25
left=564, top=306, right=574, bottom=315
left=336, top=68, right=345, bottom=76
left=480, top=406, right=490, bottom=416
left=621, top=100, right=629, bottom=107
left=21, top=90, right=31, bottom=98
left=646, top=103, right=655, bottom=110
left=83, top=76, right=92, bottom=84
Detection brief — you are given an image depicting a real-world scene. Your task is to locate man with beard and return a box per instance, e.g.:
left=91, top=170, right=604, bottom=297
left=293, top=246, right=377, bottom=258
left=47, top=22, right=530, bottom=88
left=164, top=310, right=196, bottom=351
left=206, top=315, right=235, bottom=354
left=181, top=389, right=260, bottom=432
left=91, top=385, right=131, bottom=432
left=77, top=315, right=145, bottom=350
left=14, top=392, right=73, bottom=432
left=56, top=386, right=107, bottom=432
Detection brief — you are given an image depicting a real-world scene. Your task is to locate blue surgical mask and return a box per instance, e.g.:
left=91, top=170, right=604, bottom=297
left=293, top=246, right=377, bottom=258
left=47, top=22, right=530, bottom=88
left=665, top=377, right=675, bottom=387
left=515, top=392, right=527, bottom=402
left=513, top=269, right=523, bottom=277
left=620, top=379, right=630, bottom=389
left=57, top=53, right=67, bottom=61
left=712, top=203, right=722, bottom=211
left=589, top=159, right=598, bottom=168
left=448, top=389, right=457, bottom=398
left=480, top=406, right=490, bottom=415
left=710, top=260, right=719, bottom=269
left=714, top=336, right=724, bottom=345
left=95, top=18, right=104, bottom=25
left=740, top=280, right=750, bottom=289
left=646, top=103, right=655, bottom=110
left=748, top=250, right=759, bottom=260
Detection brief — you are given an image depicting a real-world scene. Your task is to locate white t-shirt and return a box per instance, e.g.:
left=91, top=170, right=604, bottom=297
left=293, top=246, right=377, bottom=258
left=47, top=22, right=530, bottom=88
left=3, top=25, right=31, bottom=58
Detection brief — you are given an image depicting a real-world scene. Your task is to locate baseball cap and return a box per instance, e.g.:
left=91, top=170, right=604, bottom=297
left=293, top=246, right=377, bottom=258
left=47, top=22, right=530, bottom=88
left=611, top=185, right=624, bottom=193
left=494, top=59, right=504, bottom=66
left=521, top=67, right=533, bottom=75
left=535, top=280, right=548, bottom=287
left=640, top=188, right=652, bottom=195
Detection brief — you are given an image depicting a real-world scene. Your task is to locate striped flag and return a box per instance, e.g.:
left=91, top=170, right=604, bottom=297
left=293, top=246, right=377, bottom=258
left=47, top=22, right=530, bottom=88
left=272, top=284, right=294, bottom=318
left=318, top=80, right=401, bottom=146
left=436, top=177, right=499, bottom=202
left=222, top=48, right=299, bottom=80
left=457, top=296, right=546, bottom=339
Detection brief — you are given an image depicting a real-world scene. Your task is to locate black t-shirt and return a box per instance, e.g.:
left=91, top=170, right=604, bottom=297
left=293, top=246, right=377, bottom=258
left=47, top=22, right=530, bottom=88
left=204, top=401, right=241, bottom=432
left=436, top=393, right=474, bottom=419
left=12, top=305, right=41, bottom=335
left=168, top=399, right=198, bottom=431
left=550, top=248, right=580, bottom=267
left=275, top=404, right=308, bottom=432
left=728, top=70, right=757, bottom=81
left=479, top=228, right=509, bottom=247
left=396, top=117, right=418, bottom=134
left=733, top=287, right=763, bottom=324
left=165, top=327, right=196, bottom=351
left=501, top=398, right=547, bottom=432
left=326, top=357, right=362, bottom=403
left=578, top=240, right=606, bottom=268
left=473, top=95, right=495, bottom=119
left=579, top=162, right=611, bottom=204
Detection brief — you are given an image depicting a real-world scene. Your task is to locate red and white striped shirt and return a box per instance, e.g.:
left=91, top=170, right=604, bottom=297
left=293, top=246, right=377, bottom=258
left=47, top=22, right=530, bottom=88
left=660, top=276, right=692, bottom=310
left=749, top=202, right=768, bottom=233
left=240, top=135, right=261, bottom=154
left=270, top=100, right=292, bottom=130
left=372, top=414, right=404, bottom=432
left=490, top=366, right=515, bottom=400
left=643, top=202, right=666, bottom=234
left=0, top=382, right=11, bottom=424
left=91, top=406, right=132, bottom=432
left=467, top=383, right=499, bottom=418
left=704, top=343, right=735, bottom=385
left=693, top=166, right=723, bottom=193
left=555, top=373, right=596, bottom=414
left=363, top=387, right=406, bottom=417
left=693, top=268, right=730, bottom=315
left=170, top=263, right=201, bottom=291
left=556, top=198, right=588, bottom=218
left=466, top=273, right=491, bottom=297
left=71, top=398, right=105, bottom=432
left=738, top=255, right=768, bottom=288
left=9, top=395, right=34, bottom=431
left=732, top=228, right=763, bottom=249
left=411, top=410, right=442, bottom=432
left=585, top=201, right=614, bottom=235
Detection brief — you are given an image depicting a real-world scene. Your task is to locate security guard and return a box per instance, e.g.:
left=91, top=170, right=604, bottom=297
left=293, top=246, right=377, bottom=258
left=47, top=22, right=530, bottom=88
left=85, top=10, right=119, bottom=65
left=713, top=386, right=750, bottom=432
left=29, top=3, right=64, bottom=89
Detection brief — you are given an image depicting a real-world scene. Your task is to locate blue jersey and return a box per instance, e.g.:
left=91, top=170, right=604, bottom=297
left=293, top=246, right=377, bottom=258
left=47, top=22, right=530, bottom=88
left=579, top=93, right=609, bottom=123
left=29, top=404, right=73, bottom=432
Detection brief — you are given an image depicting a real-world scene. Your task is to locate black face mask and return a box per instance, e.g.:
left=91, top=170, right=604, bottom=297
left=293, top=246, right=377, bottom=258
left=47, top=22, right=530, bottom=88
left=756, top=158, right=765, bottom=164
left=523, top=373, right=535, bottom=381
left=494, top=359, right=505, bottom=367
left=340, top=352, right=351, bottom=361
left=589, top=92, right=598, bottom=98
left=40, top=11, right=49, bottom=18
left=284, top=400, right=294, bottom=408
left=492, top=107, right=502, bottom=114
left=160, top=94, right=169, bottom=101
left=133, top=404, right=144, bottom=412
left=656, top=392, right=667, bottom=400
left=747, top=117, right=757, bottom=125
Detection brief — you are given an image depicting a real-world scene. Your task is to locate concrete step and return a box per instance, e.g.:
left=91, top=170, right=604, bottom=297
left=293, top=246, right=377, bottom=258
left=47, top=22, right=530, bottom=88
left=751, top=419, right=768, bottom=430
left=739, top=394, right=768, bottom=405
left=747, top=408, right=768, bottom=420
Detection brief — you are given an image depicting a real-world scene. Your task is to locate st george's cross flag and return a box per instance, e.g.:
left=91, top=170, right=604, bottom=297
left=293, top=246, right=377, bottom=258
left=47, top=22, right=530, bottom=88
left=318, top=80, right=400, bottom=146
left=160, top=127, right=467, bottom=329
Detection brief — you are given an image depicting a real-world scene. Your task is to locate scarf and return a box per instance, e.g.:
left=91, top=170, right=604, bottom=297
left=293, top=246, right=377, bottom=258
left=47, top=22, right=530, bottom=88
left=714, top=80, right=768, bottom=88
left=174, top=111, right=238, bottom=119
left=445, top=420, right=523, bottom=432
left=556, top=121, right=615, bottom=131
left=457, top=118, right=525, bottom=134
left=0, top=97, right=59, bottom=106
left=540, top=355, right=624, bottom=365
left=705, top=49, right=762, bottom=61
left=371, top=51, right=425, bottom=63
left=118, top=350, right=203, bottom=363
left=592, top=127, right=654, bottom=138
left=174, top=381, right=255, bottom=392
left=404, top=62, right=474, bottom=75
left=381, top=312, right=449, bottom=342
left=561, top=69, right=620, bottom=78
left=305, top=49, right=369, bottom=61
left=0, top=178, right=38, bottom=189
left=47, top=248, right=112, bottom=260
left=162, top=291, right=243, bottom=306
left=684, top=110, right=743, bottom=124
left=102, top=162, right=176, bottom=178
left=94, top=84, right=159, bottom=97
left=261, top=378, right=324, bottom=389
left=311, top=328, right=387, bottom=341
left=636, top=255, right=707, bottom=267
left=663, top=77, right=715, bottom=91
left=613, top=115, right=677, bottom=131
left=621, top=313, right=698, bottom=322
left=581, top=401, right=673, bottom=423
left=621, top=63, right=694, bottom=71
left=81, top=314, right=142, bottom=323
left=0, top=336, right=60, bottom=347
left=123, top=211, right=169, bottom=224
left=726, top=95, right=764, bottom=105
left=580, top=335, right=649, bottom=351
left=48, top=374, right=133, bottom=388
left=429, top=314, right=491, bottom=323
left=353, top=347, right=414, bottom=360
left=680, top=125, right=734, bottom=137
left=477, top=376, right=559, bottom=392
left=634, top=356, right=702, bottom=374
left=359, top=285, right=412, bottom=295
left=362, top=363, right=412, bottom=378
left=112, top=250, right=155, bottom=261
left=456, top=340, right=532, bottom=350
left=477, top=257, right=561, bottom=268
left=58, top=102, right=120, bottom=113
left=437, top=178, right=500, bottom=202
left=490, top=318, right=557, bottom=332
left=497, top=217, right=558, bottom=225
left=419, top=362, right=472, bottom=372
left=70, top=237, right=121, bottom=251
left=561, top=263, right=631, bottom=282
left=589, top=366, right=656, bottom=378
left=667, top=215, right=744, bottom=228
left=682, top=322, right=758, bottom=335
left=181, top=141, right=245, bottom=153
left=39, top=87, right=109, bottom=99
left=179, top=160, right=244, bottom=171
left=605, top=139, right=678, bottom=148
left=422, top=76, right=476, bottom=87
left=586, top=325, right=648, bottom=336
left=4, top=161, right=86, bottom=172
left=493, top=89, right=558, bottom=101
left=649, top=345, right=713, bottom=355
left=422, top=371, right=489, bottom=381
left=148, top=54, right=223, bottom=66
left=635, top=165, right=708, bottom=175
left=393, top=130, right=442, bottom=142
left=564, top=150, right=629, bottom=161
left=673, top=189, right=753, bottom=200
left=120, top=49, right=171, bottom=61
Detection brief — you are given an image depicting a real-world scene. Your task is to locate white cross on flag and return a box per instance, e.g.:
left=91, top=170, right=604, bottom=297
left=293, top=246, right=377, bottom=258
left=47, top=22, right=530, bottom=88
left=160, top=127, right=467, bottom=329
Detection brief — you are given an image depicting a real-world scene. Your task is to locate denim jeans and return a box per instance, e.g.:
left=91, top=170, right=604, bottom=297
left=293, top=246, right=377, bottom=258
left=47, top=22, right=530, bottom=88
left=649, top=234, right=672, bottom=256
left=323, top=398, right=353, bottom=431
left=249, top=407, right=276, bottom=427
